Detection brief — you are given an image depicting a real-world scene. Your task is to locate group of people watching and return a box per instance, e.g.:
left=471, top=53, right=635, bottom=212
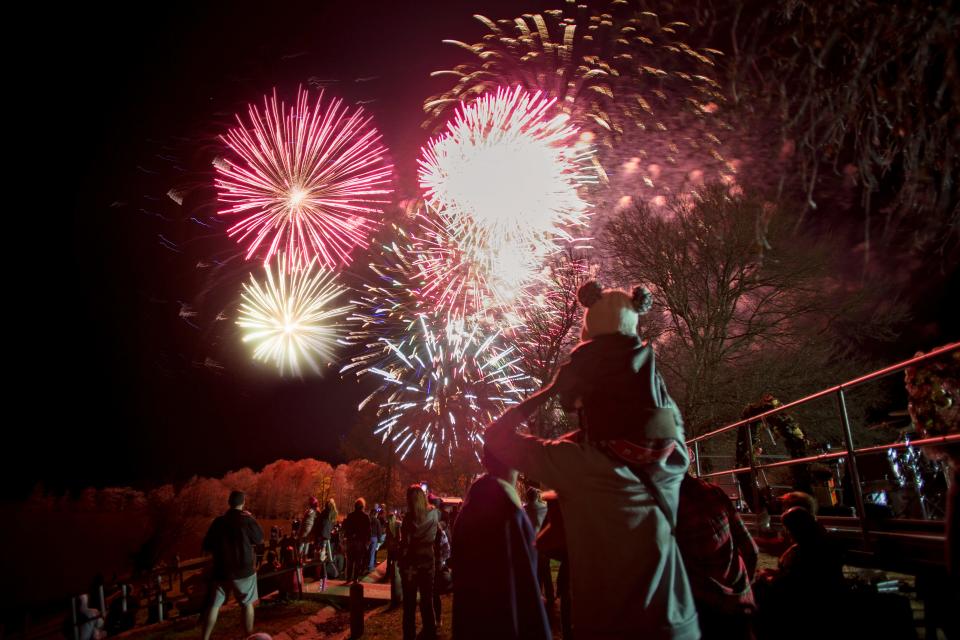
left=441, top=283, right=866, bottom=640
left=198, top=283, right=890, bottom=640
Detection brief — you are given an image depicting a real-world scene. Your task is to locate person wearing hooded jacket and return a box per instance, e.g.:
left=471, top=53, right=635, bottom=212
left=485, top=281, right=700, bottom=640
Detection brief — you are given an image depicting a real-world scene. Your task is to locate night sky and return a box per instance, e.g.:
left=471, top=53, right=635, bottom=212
left=9, top=1, right=956, bottom=500
left=10, top=1, right=563, bottom=500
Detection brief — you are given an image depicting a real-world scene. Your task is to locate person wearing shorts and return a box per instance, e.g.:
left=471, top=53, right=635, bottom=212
left=201, top=490, right=264, bottom=640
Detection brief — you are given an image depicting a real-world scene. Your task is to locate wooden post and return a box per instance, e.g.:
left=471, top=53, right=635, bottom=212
left=350, top=581, right=364, bottom=637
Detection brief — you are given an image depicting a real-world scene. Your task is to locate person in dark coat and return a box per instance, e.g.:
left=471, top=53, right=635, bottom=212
left=451, top=448, right=551, bottom=640
left=343, top=498, right=371, bottom=582
left=200, top=490, right=264, bottom=640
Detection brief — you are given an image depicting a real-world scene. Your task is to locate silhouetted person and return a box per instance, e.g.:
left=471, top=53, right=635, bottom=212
left=385, top=512, right=403, bottom=606
left=452, top=449, right=551, bottom=640
left=316, top=498, right=338, bottom=590
left=257, top=550, right=282, bottom=598
left=75, top=593, right=106, bottom=640
left=297, top=496, right=319, bottom=560
left=200, top=490, right=264, bottom=640
left=755, top=506, right=846, bottom=638
left=399, top=485, right=439, bottom=640
left=343, top=498, right=371, bottom=582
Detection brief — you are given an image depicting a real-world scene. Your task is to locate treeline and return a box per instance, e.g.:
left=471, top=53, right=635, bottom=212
left=24, top=458, right=406, bottom=520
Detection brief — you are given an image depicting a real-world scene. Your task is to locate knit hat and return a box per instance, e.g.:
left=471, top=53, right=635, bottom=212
left=577, top=281, right=653, bottom=339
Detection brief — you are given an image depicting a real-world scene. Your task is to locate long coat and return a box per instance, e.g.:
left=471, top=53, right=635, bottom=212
left=451, top=475, right=551, bottom=640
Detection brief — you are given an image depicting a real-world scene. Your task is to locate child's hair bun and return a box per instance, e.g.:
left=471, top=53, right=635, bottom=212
left=631, top=286, right=653, bottom=314
left=577, top=281, right=604, bottom=308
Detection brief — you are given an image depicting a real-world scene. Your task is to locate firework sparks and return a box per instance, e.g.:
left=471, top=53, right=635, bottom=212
left=419, top=87, right=593, bottom=253
left=408, top=204, right=543, bottom=319
left=216, top=88, right=393, bottom=270
left=417, top=87, right=594, bottom=315
left=342, top=235, right=529, bottom=467
left=237, top=257, right=352, bottom=376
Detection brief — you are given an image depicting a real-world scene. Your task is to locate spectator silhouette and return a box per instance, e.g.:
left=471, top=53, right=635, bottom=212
left=343, top=498, right=371, bottom=582
left=452, top=448, right=551, bottom=640
left=297, top=496, right=319, bottom=560
left=755, top=506, right=846, bottom=638
left=200, top=490, right=264, bottom=640
left=399, top=485, right=438, bottom=640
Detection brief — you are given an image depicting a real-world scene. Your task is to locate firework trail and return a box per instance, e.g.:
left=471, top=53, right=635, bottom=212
left=342, top=232, right=529, bottom=467
left=217, top=88, right=393, bottom=270
left=237, top=256, right=352, bottom=376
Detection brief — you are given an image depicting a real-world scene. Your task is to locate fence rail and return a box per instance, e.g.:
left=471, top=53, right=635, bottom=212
left=688, top=341, right=959, bottom=554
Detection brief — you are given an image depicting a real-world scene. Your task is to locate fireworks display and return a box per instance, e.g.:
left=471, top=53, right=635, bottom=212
left=342, top=234, right=529, bottom=467
left=216, top=88, right=394, bottom=270
left=405, top=205, right=541, bottom=320
left=417, top=87, right=594, bottom=315
left=424, top=8, right=729, bottom=212
left=237, top=256, right=352, bottom=376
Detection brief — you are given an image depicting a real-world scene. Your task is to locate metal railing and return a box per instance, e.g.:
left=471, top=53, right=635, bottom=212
left=687, top=342, right=960, bottom=548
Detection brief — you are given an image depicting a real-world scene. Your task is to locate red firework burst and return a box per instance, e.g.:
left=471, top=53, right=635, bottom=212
left=216, top=88, right=393, bottom=269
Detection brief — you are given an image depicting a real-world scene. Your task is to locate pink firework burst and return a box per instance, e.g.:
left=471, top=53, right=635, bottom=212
left=216, top=88, right=394, bottom=270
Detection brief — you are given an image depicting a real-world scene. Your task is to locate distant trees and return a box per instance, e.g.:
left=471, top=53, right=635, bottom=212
left=24, top=456, right=408, bottom=522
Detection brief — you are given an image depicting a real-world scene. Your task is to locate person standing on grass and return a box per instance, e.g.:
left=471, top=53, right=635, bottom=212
left=399, top=484, right=439, bottom=640
left=343, top=498, right=371, bottom=582
left=200, top=490, right=264, bottom=640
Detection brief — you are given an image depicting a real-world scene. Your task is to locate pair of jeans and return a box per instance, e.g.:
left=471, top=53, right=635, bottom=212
left=368, top=535, right=380, bottom=572
left=400, top=561, right=435, bottom=640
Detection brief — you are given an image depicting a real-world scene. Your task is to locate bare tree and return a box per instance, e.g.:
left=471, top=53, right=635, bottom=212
left=516, top=249, right=591, bottom=437
left=602, top=185, right=900, bottom=445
